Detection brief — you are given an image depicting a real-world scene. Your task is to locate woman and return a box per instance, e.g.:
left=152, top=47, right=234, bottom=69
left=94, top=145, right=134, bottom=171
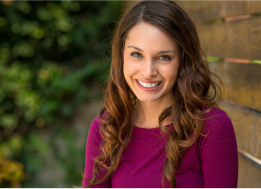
left=82, top=0, right=238, bottom=188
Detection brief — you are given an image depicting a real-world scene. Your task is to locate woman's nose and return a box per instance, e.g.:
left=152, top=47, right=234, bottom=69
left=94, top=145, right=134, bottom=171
left=140, top=59, right=157, bottom=78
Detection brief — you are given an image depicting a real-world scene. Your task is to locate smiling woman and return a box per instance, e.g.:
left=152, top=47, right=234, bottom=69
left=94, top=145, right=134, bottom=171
left=123, top=22, right=180, bottom=127
left=82, top=0, right=238, bottom=188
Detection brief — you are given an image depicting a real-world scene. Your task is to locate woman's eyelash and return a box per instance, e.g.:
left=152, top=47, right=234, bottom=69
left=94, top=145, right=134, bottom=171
left=159, top=55, right=171, bottom=61
left=130, top=53, right=172, bottom=61
left=131, top=52, right=142, bottom=58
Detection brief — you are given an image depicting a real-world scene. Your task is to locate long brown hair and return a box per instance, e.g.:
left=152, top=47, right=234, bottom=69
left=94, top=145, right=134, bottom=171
left=85, top=0, right=221, bottom=187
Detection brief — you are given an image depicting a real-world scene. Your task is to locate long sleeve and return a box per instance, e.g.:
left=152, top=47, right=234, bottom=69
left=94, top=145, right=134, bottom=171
left=82, top=115, right=111, bottom=188
left=198, top=109, right=238, bottom=187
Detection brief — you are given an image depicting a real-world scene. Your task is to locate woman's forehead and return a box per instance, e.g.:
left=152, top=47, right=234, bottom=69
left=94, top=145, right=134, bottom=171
left=124, top=22, right=179, bottom=52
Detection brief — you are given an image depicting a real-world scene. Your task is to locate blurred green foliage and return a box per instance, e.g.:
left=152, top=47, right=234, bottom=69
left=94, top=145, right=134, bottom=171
left=0, top=154, right=24, bottom=187
left=0, top=0, right=122, bottom=187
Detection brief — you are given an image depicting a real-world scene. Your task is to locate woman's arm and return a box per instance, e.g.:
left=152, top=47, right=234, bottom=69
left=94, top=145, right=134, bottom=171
left=198, top=109, right=238, bottom=188
left=82, top=115, right=111, bottom=188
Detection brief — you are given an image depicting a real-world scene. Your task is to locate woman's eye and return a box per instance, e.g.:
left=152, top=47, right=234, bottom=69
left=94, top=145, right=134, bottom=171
left=131, top=52, right=142, bottom=58
left=159, top=55, right=171, bottom=61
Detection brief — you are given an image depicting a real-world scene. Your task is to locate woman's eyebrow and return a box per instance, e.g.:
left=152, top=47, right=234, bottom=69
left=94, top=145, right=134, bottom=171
left=127, top=46, right=176, bottom=54
left=158, top=50, right=177, bottom=54
left=128, top=46, right=143, bottom=51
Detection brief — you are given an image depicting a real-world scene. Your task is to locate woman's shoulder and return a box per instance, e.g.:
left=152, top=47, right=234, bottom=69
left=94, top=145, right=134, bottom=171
left=88, top=111, right=109, bottom=138
left=203, top=107, right=228, bottom=118
left=197, top=106, right=237, bottom=154
left=89, top=114, right=101, bottom=130
left=87, top=114, right=103, bottom=144
left=89, top=111, right=108, bottom=131
left=202, top=107, right=234, bottom=136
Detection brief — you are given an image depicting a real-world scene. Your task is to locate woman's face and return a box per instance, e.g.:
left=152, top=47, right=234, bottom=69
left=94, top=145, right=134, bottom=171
left=123, top=22, right=180, bottom=103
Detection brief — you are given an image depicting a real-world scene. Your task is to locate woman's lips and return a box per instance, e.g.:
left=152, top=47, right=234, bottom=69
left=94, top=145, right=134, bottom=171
left=135, top=79, right=163, bottom=91
left=136, top=79, right=162, bottom=84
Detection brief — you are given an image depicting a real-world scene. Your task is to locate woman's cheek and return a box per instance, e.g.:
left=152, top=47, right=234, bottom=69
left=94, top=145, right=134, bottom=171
left=124, top=59, right=139, bottom=76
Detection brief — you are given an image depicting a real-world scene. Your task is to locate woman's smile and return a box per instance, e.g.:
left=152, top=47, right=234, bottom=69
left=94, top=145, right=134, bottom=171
left=136, top=79, right=163, bottom=91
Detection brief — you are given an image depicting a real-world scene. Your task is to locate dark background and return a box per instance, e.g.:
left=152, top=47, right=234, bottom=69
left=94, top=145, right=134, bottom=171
left=0, top=1, right=123, bottom=187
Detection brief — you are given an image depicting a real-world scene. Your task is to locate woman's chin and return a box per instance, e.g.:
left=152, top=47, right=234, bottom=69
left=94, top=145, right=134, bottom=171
left=136, top=96, right=159, bottom=102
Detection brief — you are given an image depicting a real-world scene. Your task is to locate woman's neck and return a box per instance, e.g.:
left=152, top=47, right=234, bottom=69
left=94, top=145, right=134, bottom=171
left=133, top=98, right=174, bottom=129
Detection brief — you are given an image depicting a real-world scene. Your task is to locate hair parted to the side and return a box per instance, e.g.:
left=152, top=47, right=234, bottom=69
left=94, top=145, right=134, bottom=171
left=84, top=0, right=222, bottom=187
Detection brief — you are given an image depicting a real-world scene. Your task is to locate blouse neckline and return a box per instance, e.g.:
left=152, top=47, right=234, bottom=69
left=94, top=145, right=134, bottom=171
left=132, top=123, right=174, bottom=138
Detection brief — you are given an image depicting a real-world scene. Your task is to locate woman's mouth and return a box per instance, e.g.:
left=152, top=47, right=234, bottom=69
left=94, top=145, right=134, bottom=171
left=137, top=80, right=161, bottom=88
left=135, top=79, right=162, bottom=91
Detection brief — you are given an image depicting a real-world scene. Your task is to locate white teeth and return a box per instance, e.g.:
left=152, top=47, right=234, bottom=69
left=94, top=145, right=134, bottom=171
left=138, top=80, right=160, bottom=88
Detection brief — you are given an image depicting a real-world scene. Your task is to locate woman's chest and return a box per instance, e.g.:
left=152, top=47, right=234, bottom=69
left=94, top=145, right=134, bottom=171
left=111, top=136, right=204, bottom=188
